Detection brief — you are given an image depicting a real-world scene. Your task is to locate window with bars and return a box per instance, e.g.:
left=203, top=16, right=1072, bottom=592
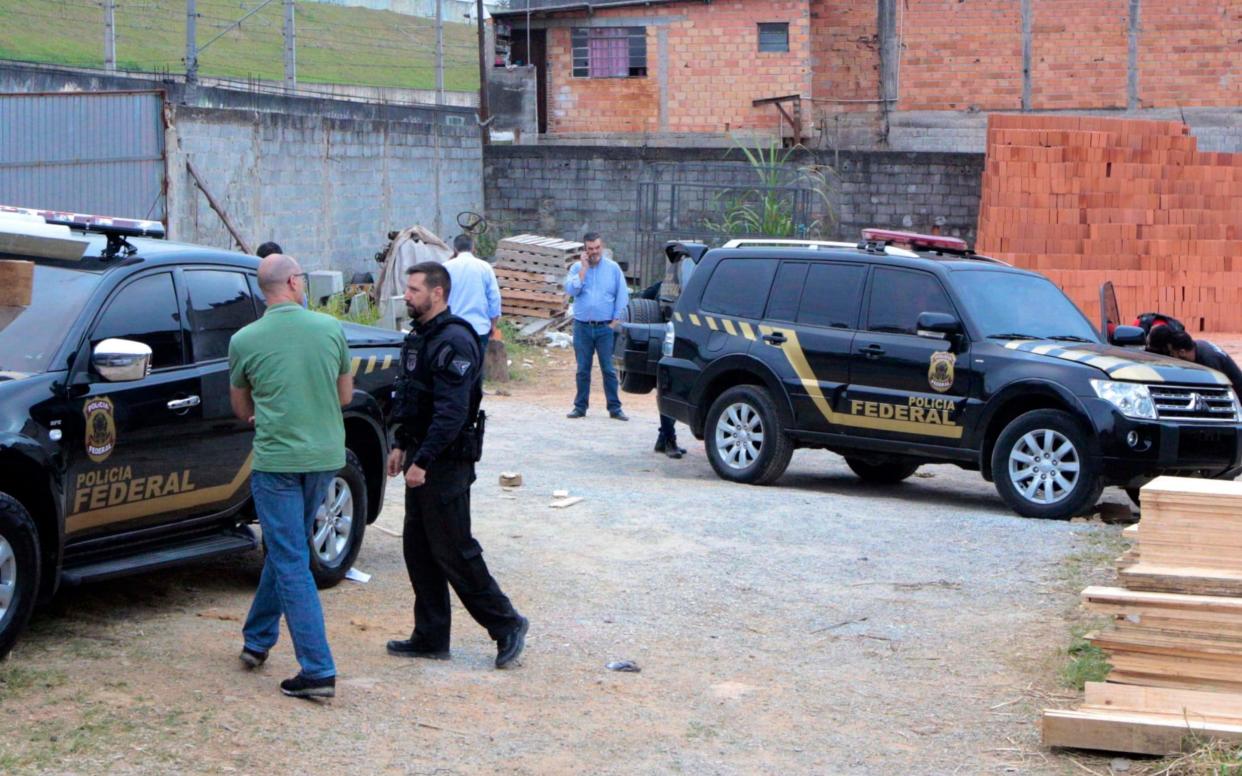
left=757, top=22, right=790, bottom=53
left=571, top=27, right=647, bottom=78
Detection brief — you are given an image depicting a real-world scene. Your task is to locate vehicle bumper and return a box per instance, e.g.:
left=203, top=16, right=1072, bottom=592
left=1084, top=398, right=1242, bottom=485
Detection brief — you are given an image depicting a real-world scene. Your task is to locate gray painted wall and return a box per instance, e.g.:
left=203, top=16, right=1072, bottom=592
left=0, top=61, right=484, bottom=277
left=483, top=145, right=983, bottom=284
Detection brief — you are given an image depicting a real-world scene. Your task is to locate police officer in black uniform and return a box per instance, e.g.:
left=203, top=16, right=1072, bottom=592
left=385, top=261, right=528, bottom=669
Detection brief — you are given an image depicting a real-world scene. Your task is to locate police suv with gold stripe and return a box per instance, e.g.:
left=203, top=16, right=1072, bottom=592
left=0, top=207, right=402, bottom=659
left=630, top=230, right=1242, bottom=520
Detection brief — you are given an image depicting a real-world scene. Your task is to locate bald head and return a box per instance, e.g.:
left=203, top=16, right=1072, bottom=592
left=257, top=254, right=304, bottom=305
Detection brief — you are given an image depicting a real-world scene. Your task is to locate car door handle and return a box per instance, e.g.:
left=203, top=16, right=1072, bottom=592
left=167, top=396, right=201, bottom=411
left=859, top=344, right=886, bottom=359
left=762, top=331, right=787, bottom=345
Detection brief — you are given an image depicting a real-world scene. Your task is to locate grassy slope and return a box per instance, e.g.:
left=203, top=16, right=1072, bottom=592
left=0, top=0, right=479, bottom=91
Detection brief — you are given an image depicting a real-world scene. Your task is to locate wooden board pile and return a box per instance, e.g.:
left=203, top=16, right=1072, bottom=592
left=493, top=235, right=581, bottom=320
left=975, top=114, right=1242, bottom=332
left=1043, top=476, right=1242, bottom=755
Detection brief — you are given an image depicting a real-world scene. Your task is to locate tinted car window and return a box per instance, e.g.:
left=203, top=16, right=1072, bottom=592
left=798, top=263, right=866, bottom=329
left=700, top=259, right=777, bottom=319
left=186, top=270, right=258, bottom=362
left=0, top=266, right=100, bottom=373
left=866, top=268, right=954, bottom=335
left=247, top=275, right=268, bottom=314
left=91, top=273, right=183, bottom=369
left=765, top=262, right=808, bottom=321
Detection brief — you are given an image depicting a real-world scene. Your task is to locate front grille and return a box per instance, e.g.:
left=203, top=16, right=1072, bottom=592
left=1149, top=384, right=1238, bottom=422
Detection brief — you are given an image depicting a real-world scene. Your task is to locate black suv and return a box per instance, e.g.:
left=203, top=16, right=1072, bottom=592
left=618, top=231, right=1242, bottom=520
left=0, top=209, right=402, bottom=658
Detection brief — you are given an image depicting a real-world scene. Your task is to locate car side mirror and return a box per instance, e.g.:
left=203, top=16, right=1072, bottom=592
left=92, top=338, right=152, bottom=382
left=916, top=312, right=962, bottom=339
left=1110, top=325, right=1146, bottom=347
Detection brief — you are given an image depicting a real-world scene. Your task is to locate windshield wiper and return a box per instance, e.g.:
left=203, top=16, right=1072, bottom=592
left=987, top=332, right=1043, bottom=340
left=1047, top=335, right=1094, bottom=343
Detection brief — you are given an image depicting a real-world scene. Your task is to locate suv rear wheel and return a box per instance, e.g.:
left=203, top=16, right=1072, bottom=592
left=992, top=409, right=1102, bottom=519
left=0, top=492, right=40, bottom=660
left=705, top=385, right=793, bottom=485
left=309, top=449, right=368, bottom=589
left=844, top=457, right=921, bottom=484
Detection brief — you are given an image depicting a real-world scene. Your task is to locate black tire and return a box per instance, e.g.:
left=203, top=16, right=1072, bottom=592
left=704, top=385, right=794, bottom=485
left=991, top=409, right=1103, bottom=519
left=309, top=450, right=369, bottom=589
left=618, top=299, right=663, bottom=394
left=0, top=493, right=40, bottom=661
left=845, top=456, right=921, bottom=484
left=1126, top=487, right=1142, bottom=509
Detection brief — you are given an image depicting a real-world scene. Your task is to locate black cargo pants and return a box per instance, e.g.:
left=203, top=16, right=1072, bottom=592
left=402, top=457, right=520, bottom=648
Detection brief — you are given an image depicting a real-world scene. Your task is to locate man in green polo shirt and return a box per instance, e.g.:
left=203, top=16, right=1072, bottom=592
left=228, top=253, right=354, bottom=699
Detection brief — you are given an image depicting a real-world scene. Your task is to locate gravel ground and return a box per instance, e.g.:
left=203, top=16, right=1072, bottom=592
left=0, top=362, right=1135, bottom=775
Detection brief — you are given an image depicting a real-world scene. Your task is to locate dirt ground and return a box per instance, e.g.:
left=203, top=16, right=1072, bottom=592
left=0, top=345, right=1143, bottom=775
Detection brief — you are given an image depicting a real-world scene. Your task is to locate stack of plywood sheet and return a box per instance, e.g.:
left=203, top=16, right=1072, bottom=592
left=1043, top=476, right=1242, bottom=755
left=493, top=235, right=581, bottom=320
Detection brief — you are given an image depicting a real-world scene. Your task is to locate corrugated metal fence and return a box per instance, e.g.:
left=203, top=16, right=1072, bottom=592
left=0, top=91, right=165, bottom=221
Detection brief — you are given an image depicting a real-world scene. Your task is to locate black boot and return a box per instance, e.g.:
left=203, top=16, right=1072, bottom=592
left=654, top=435, right=668, bottom=453
left=663, top=437, right=686, bottom=459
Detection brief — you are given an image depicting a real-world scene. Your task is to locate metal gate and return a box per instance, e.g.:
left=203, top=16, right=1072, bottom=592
left=633, top=161, right=817, bottom=285
left=0, top=91, right=166, bottom=222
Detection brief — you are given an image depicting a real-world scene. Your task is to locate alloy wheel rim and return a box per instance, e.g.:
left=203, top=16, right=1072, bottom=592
left=715, top=402, right=765, bottom=470
left=1008, top=429, right=1080, bottom=505
left=0, top=536, right=16, bottom=622
left=313, top=477, right=354, bottom=565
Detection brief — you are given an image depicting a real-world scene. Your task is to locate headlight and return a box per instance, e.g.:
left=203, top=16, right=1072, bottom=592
left=1090, top=379, right=1157, bottom=420
left=662, top=322, right=675, bottom=358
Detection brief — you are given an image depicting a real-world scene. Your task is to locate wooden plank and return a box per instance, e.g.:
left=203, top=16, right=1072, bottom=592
left=502, top=289, right=564, bottom=304
left=1142, top=475, right=1242, bottom=499
left=0, top=260, right=33, bottom=306
left=1083, top=586, right=1242, bottom=616
left=1106, top=670, right=1242, bottom=694
left=1041, top=707, right=1242, bottom=755
left=1121, top=564, right=1242, bottom=597
left=1083, top=680, right=1242, bottom=719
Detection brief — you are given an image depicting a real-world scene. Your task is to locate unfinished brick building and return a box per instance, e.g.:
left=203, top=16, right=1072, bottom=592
left=493, top=0, right=1242, bottom=152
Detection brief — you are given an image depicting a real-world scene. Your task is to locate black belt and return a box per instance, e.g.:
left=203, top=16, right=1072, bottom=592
left=579, top=319, right=612, bottom=325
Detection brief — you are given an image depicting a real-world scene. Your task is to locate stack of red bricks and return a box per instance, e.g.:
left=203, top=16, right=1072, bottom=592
left=975, top=114, right=1242, bottom=332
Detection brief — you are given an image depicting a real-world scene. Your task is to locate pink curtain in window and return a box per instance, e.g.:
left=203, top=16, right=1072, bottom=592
left=589, top=29, right=629, bottom=77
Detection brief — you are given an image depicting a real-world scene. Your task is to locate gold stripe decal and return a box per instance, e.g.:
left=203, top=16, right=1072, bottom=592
left=365, top=355, right=377, bottom=374
left=759, top=327, right=963, bottom=439
left=350, top=357, right=362, bottom=377
left=1109, top=365, right=1164, bottom=382
left=67, top=453, right=254, bottom=533
left=689, top=314, right=701, bottom=327
left=722, top=319, right=737, bottom=336
left=739, top=322, right=756, bottom=341
left=705, top=317, right=719, bottom=331
left=673, top=312, right=683, bottom=323
left=382, top=355, right=393, bottom=371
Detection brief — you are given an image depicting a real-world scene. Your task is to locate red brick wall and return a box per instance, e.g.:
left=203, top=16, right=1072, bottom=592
left=1030, top=0, right=1129, bottom=110
left=544, top=0, right=813, bottom=135
left=809, top=0, right=878, bottom=109
left=898, top=0, right=1023, bottom=111
left=1138, top=0, right=1242, bottom=109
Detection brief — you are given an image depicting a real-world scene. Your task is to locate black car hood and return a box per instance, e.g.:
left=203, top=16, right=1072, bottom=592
left=1001, top=340, right=1232, bottom=386
left=340, top=321, right=404, bottom=348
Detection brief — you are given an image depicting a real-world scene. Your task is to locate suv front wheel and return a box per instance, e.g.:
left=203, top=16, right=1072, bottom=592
left=992, top=409, right=1102, bottom=519
left=705, top=385, right=793, bottom=485
left=0, top=492, right=40, bottom=660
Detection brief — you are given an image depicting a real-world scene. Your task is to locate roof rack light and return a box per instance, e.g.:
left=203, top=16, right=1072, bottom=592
left=0, top=205, right=165, bottom=240
left=0, top=209, right=91, bottom=261
left=859, top=228, right=970, bottom=254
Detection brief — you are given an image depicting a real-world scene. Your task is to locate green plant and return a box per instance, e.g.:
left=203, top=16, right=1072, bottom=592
left=311, top=293, right=382, bottom=327
left=702, top=138, right=838, bottom=240
left=1060, top=622, right=1111, bottom=690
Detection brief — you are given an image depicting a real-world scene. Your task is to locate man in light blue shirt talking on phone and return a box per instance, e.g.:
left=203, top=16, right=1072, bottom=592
left=563, top=232, right=629, bottom=421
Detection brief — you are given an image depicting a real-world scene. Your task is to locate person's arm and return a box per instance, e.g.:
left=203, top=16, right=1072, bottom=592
left=337, top=373, right=354, bottom=406
left=230, top=387, right=255, bottom=423
left=640, top=280, right=660, bottom=300
left=611, top=263, right=630, bottom=323
left=564, top=262, right=584, bottom=296
left=334, top=324, right=354, bottom=406
left=485, top=265, right=502, bottom=322
left=1219, top=352, right=1242, bottom=400
left=408, top=336, right=477, bottom=480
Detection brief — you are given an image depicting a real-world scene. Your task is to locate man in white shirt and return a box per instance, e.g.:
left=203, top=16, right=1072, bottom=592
left=444, top=234, right=502, bottom=354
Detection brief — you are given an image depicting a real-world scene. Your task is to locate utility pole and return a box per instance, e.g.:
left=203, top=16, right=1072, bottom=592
left=185, top=0, right=198, bottom=84
left=283, top=0, right=296, bottom=91
left=475, top=0, right=490, bottom=143
left=435, top=0, right=444, bottom=105
left=103, top=0, right=116, bottom=71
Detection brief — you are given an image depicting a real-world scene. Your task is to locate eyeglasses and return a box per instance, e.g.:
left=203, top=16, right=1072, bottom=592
left=289, top=272, right=308, bottom=284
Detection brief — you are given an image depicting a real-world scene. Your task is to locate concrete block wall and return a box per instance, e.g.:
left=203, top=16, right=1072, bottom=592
left=483, top=144, right=982, bottom=283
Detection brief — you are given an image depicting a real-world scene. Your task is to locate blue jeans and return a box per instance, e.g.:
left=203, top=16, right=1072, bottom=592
left=573, top=319, right=621, bottom=414
left=243, top=470, right=336, bottom=680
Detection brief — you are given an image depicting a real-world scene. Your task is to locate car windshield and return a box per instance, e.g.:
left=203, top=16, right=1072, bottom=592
left=0, top=265, right=100, bottom=373
left=953, top=270, right=1100, bottom=343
